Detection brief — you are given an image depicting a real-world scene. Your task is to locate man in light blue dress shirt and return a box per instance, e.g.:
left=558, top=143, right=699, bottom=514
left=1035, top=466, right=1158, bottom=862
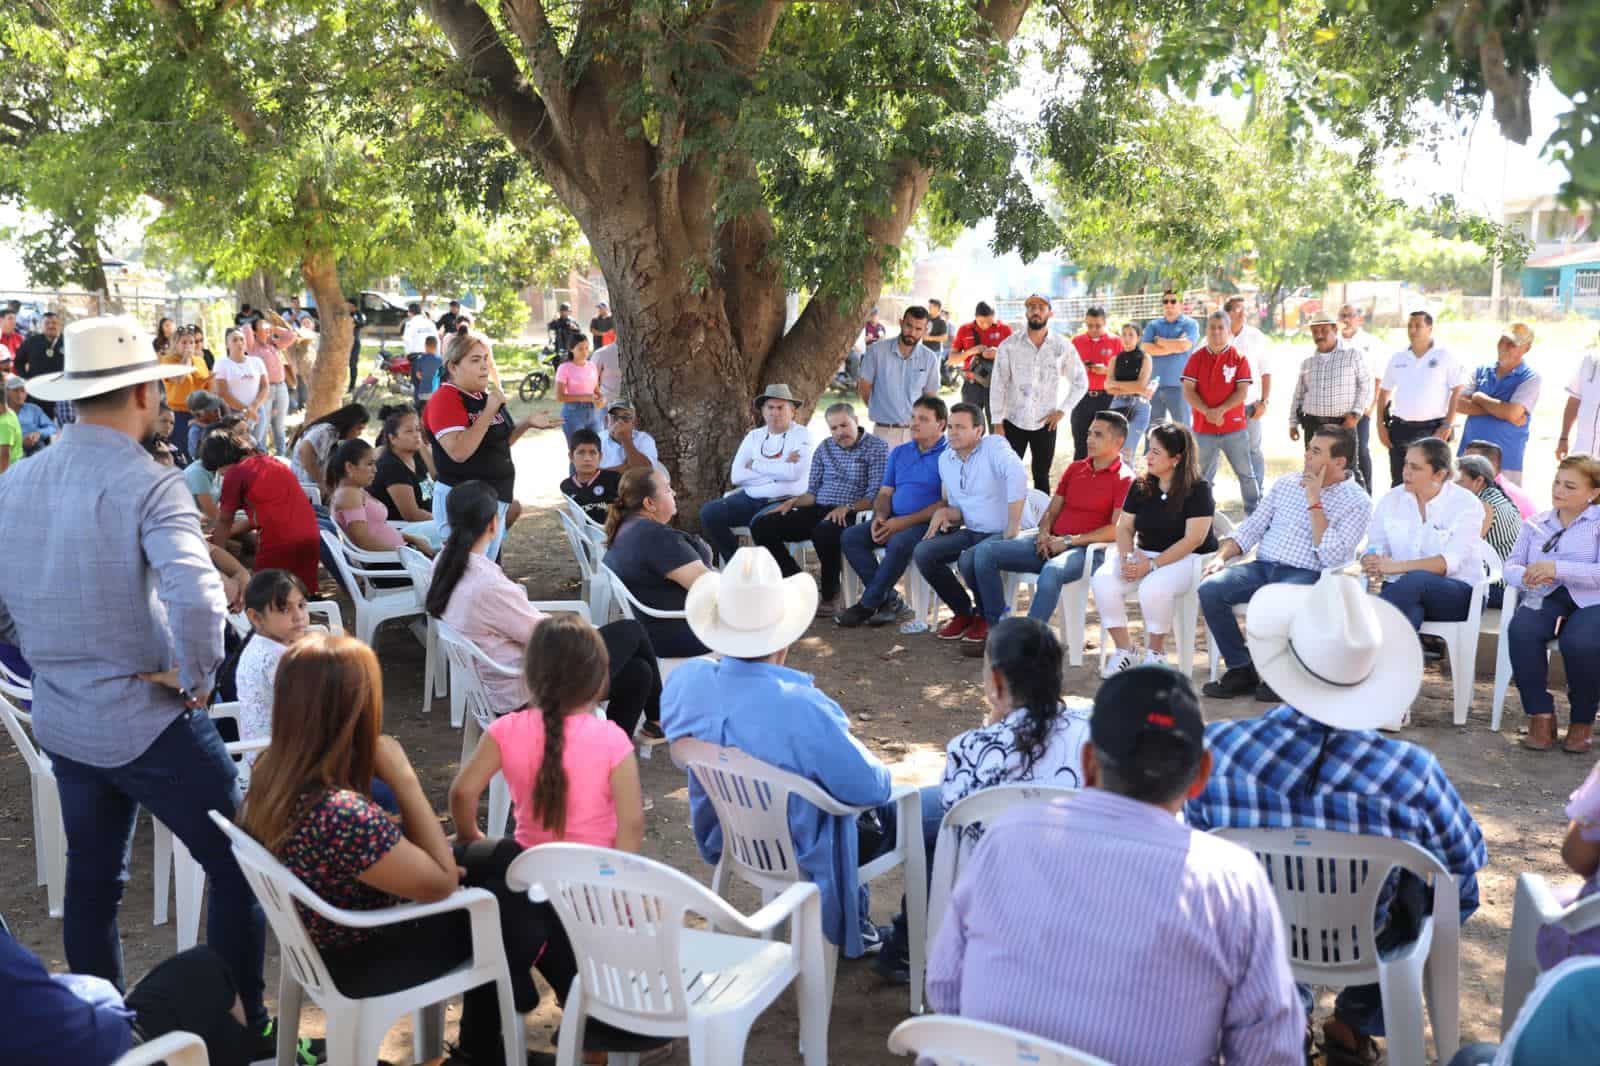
left=1140, top=289, right=1201, bottom=429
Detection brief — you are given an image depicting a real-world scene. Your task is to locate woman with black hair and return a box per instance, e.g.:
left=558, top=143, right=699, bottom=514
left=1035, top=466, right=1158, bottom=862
left=290, top=402, right=369, bottom=490
left=427, top=480, right=665, bottom=740
left=327, top=438, right=434, bottom=556
left=371, top=404, right=439, bottom=546
left=202, top=424, right=321, bottom=590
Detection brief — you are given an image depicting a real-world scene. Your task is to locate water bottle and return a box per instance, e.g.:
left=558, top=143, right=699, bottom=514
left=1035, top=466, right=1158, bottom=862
left=1520, top=583, right=1546, bottom=612
left=1362, top=547, right=1383, bottom=596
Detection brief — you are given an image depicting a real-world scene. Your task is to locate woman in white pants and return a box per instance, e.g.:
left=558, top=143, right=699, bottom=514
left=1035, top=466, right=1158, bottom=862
left=1092, top=421, right=1217, bottom=676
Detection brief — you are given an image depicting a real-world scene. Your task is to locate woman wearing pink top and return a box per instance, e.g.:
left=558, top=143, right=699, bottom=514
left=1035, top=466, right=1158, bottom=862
left=554, top=336, right=604, bottom=445
left=326, top=439, right=434, bottom=556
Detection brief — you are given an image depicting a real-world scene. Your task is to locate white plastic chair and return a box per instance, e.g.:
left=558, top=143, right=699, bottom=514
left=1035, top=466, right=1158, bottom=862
left=556, top=508, right=608, bottom=619
left=209, top=810, right=524, bottom=1066
left=887, top=1015, right=1113, bottom=1066
left=227, top=601, right=343, bottom=640
left=112, top=1031, right=209, bottom=1066
left=1002, top=541, right=1109, bottom=667
left=1499, top=955, right=1600, bottom=1053
left=1499, top=870, right=1600, bottom=1035
left=318, top=528, right=422, bottom=646
left=1216, top=827, right=1460, bottom=1065
left=506, top=843, right=829, bottom=1066
left=1419, top=544, right=1501, bottom=726
left=1, top=693, right=65, bottom=917
left=839, top=511, right=939, bottom=629
left=670, top=737, right=929, bottom=1013
left=1490, top=584, right=1560, bottom=734
left=434, top=619, right=522, bottom=839
left=596, top=564, right=716, bottom=680
left=925, top=784, right=1079, bottom=954
left=399, top=546, right=448, bottom=715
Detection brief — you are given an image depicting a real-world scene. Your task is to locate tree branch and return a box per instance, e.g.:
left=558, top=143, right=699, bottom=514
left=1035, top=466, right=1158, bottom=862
left=696, top=0, right=783, bottom=74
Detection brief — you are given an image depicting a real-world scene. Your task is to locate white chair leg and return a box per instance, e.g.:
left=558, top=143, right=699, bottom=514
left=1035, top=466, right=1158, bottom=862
left=1491, top=636, right=1514, bottom=734
left=1426, top=942, right=1461, bottom=1064
left=1502, top=873, right=1561, bottom=1036
left=1375, top=956, right=1427, bottom=1066
left=905, top=831, right=928, bottom=1016
left=1450, top=635, right=1473, bottom=726
left=421, top=637, right=436, bottom=714
left=412, top=1002, right=446, bottom=1063
left=40, top=782, right=65, bottom=918
left=494, top=973, right=526, bottom=1066
left=488, top=773, right=511, bottom=839
left=555, top=986, right=589, bottom=1066
left=432, top=625, right=448, bottom=698
left=31, top=782, right=47, bottom=886
left=276, top=974, right=306, bottom=1066
left=794, top=915, right=830, bottom=1066
left=153, top=818, right=172, bottom=927
left=173, top=837, right=205, bottom=951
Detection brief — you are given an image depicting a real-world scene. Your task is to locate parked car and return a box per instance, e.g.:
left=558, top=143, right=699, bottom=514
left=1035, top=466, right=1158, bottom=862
left=352, top=291, right=412, bottom=345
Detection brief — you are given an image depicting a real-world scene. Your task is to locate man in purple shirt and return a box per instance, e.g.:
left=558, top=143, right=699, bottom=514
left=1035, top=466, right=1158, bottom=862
left=927, top=667, right=1303, bottom=1066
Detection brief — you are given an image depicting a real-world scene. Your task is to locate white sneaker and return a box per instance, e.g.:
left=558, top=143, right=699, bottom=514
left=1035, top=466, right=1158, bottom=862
left=1100, top=648, right=1137, bottom=679
left=1141, top=649, right=1167, bottom=668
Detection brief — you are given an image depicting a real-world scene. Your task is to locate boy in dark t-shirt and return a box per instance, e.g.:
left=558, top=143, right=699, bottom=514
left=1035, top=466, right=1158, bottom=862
left=560, top=428, right=621, bottom=524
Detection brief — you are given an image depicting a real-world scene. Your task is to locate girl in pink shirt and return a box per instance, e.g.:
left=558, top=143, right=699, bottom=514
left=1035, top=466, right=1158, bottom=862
left=554, top=336, right=604, bottom=445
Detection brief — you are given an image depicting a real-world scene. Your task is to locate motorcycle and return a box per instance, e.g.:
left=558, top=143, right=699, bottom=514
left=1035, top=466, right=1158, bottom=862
left=517, top=345, right=565, bottom=402
left=352, top=351, right=413, bottom=405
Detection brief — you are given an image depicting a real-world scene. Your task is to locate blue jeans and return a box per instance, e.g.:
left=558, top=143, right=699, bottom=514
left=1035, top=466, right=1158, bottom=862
left=1199, top=560, right=1321, bottom=670
left=1509, top=587, right=1600, bottom=724
left=698, top=490, right=781, bottom=565
left=45, top=709, right=268, bottom=1028
left=1378, top=571, right=1472, bottom=631
left=253, top=381, right=289, bottom=455
left=1148, top=383, right=1189, bottom=432
left=1110, top=398, right=1150, bottom=460
left=913, top=529, right=996, bottom=618
left=433, top=482, right=510, bottom=561
left=1196, top=429, right=1261, bottom=514
left=970, top=535, right=1092, bottom=624
left=841, top=520, right=929, bottom=610
left=1245, top=405, right=1267, bottom=492
left=560, top=401, right=602, bottom=446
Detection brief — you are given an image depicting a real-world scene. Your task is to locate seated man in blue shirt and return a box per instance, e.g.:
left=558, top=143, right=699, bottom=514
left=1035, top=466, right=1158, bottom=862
left=837, top=394, right=951, bottom=628
left=662, top=547, right=896, bottom=957
left=1186, top=574, right=1488, bottom=1065
left=6, top=376, right=57, bottom=454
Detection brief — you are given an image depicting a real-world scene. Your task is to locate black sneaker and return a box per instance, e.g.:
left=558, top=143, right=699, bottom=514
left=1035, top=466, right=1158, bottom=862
left=1202, top=665, right=1259, bottom=699
left=856, top=918, right=885, bottom=955
left=1255, top=679, right=1282, bottom=703
left=835, top=602, right=874, bottom=628
left=254, top=1019, right=328, bottom=1065
left=637, top=720, right=666, bottom=742
left=868, top=594, right=907, bottom=627
left=872, top=924, right=910, bottom=984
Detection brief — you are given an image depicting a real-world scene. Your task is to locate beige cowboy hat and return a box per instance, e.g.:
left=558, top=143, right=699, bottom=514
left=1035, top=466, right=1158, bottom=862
left=1245, top=572, right=1422, bottom=731
left=27, top=316, right=194, bottom=402
left=685, top=547, right=818, bottom=659
left=756, top=383, right=800, bottom=405
left=1303, top=311, right=1340, bottom=330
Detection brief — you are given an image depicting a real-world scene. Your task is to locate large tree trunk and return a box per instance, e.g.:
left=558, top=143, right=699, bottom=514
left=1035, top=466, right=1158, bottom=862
left=235, top=270, right=276, bottom=317
left=301, top=250, right=352, bottom=419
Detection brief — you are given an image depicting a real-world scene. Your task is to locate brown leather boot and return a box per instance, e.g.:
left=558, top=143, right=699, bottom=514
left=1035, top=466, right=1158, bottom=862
left=1523, top=714, right=1557, bottom=751
left=1563, top=722, right=1594, bottom=754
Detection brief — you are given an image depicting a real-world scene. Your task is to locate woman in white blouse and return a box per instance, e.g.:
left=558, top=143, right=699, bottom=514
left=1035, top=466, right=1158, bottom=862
left=1362, top=437, right=1486, bottom=631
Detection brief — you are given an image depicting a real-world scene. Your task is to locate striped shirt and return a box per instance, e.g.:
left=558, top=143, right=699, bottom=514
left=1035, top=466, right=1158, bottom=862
left=1229, top=473, right=1371, bottom=572
left=1504, top=505, right=1600, bottom=609
left=805, top=430, right=888, bottom=508
left=1289, top=343, right=1374, bottom=421
left=928, top=789, right=1302, bottom=1066
left=1186, top=704, right=1487, bottom=925
left=1477, top=483, right=1522, bottom=562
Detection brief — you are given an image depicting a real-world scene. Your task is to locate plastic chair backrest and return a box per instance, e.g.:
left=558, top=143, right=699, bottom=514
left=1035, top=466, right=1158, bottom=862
left=506, top=843, right=749, bottom=1025
left=670, top=738, right=856, bottom=891
left=556, top=510, right=597, bottom=585
left=112, top=1030, right=210, bottom=1066
left=399, top=545, right=434, bottom=606
left=597, top=564, right=685, bottom=621
left=433, top=619, right=515, bottom=732
left=1213, top=827, right=1455, bottom=985
left=1212, top=511, right=1235, bottom=539
left=323, top=526, right=410, bottom=605
left=0, top=693, right=46, bottom=775
left=887, top=1015, right=1114, bottom=1066
left=0, top=661, right=31, bottom=704
left=1501, top=955, right=1600, bottom=1057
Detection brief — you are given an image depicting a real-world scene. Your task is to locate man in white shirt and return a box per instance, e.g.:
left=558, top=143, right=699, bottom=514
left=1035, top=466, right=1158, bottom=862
left=1226, top=296, right=1272, bottom=494
left=990, top=294, right=1087, bottom=493
left=1560, top=346, right=1600, bottom=459
left=1362, top=437, right=1486, bottom=636
left=1338, top=305, right=1384, bottom=491
left=698, top=383, right=814, bottom=565
left=401, top=301, right=436, bottom=357
left=1375, top=310, right=1465, bottom=487
left=598, top=398, right=658, bottom=472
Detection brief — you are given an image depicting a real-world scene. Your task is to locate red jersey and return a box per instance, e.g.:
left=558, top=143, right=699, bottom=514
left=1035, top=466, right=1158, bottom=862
left=1050, top=457, right=1135, bottom=536
left=218, top=454, right=321, bottom=589
left=0, top=331, right=22, bottom=358
left=952, top=320, right=1013, bottom=383
left=1071, top=332, right=1121, bottom=392
left=1181, top=346, right=1252, bottom=435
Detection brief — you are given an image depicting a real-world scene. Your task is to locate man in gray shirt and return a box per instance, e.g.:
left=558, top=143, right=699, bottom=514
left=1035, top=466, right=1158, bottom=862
left=858, top=305, right=940, bottom=447
left=0, top=317, right=268, bottom=1038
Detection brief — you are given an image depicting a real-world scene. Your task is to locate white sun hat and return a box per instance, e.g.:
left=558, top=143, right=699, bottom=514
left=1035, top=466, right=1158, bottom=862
left=26, top=316, right=194, bottom=402
left=685, top=546, right=818, bottom=659
left=1244, top=572, right=1422, bottom=731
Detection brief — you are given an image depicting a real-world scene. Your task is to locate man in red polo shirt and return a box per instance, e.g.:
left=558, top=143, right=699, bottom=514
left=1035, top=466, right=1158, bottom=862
left=1182, top=310, right=1259, bottom=513
left=968, top=409, right=1133, bottom=632
left=949, top=301, right=1012, bottom=424
left=1070, top=304, right=1121, bottom=461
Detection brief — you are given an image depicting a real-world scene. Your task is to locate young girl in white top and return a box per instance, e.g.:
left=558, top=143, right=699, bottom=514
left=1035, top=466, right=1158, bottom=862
left=234, top=569, right=310, bottom=764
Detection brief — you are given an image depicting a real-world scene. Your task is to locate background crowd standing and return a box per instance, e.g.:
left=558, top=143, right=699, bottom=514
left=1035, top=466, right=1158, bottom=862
left=0, top=291, right=1598, bottom=1066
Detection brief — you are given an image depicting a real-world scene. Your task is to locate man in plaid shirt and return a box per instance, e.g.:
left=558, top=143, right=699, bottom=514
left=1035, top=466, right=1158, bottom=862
left=1186, top=575, right=1486, bottom=1063
left=1289, top=313, right=1374, bottom=488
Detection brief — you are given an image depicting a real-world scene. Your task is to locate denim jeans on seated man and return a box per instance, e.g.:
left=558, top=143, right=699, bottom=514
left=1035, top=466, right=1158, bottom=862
left=1199, top=560, right=1322, bottom=672
left=1197, top=428, right=1261, bottom=514
left=1378, top=570, right=1473, bottom=631
left=913, top=529, right=998, bottom=620
left=970, top=535, right=1096, bottom=625
left=698, top=489, right=782, bottom=565
left=840, top=519, right=929, bottom=610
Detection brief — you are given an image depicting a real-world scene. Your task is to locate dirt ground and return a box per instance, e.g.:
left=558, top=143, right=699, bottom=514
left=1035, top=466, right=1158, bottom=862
left=1, top=357, right=1593, bottom=1064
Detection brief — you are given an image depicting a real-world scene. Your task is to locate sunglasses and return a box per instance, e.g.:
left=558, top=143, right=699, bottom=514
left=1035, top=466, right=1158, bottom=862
left=1542, top=527, right=1568, bottom=554
left=1163, top=299, right=1178, bottom=305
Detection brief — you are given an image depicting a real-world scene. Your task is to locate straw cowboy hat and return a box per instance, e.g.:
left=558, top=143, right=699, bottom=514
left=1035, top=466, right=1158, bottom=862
left=1303, top=311, right=1339, bottom=330
left=27, top=316, right=194, bottom=402
left=756, top=383, right=800, bottom=406
left=1244, top=572, right=1422, bottom=731
left=685, top=546, right=818, bottom=659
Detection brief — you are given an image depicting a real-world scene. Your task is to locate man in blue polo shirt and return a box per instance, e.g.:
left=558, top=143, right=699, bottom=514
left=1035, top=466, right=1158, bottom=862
left=1141, top=289, right=1201, bottom=429
left=1460, top=322, right=1542, bottom=484
left=837, top=395, right=950, bottom=627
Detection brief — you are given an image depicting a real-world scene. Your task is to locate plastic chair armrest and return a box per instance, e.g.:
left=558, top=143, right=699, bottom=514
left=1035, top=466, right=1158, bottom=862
left=225, top=738, right=271, bottom=757
left=529, top=600, right=593, bottom=623
left=291, top=884, right=498, bottom=929
left=736, top=882, right=822, bottom=936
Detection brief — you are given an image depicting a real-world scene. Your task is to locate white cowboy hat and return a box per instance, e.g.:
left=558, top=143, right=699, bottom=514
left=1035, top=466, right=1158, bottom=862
left=1244, top=572, right=1422, bottom=731
left=685, top=546, right=818, bottom=659
left=26, top=316, right=194, bottom=402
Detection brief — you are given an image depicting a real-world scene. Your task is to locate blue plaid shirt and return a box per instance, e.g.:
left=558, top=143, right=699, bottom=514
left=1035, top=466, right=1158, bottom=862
left=806, top=430, right=889, bottom=508
left=1185, top=705, right=1486, bottom=923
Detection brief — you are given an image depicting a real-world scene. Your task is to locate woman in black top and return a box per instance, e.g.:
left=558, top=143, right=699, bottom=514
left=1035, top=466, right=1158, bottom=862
left=1090, top=421, right=1216, bottom=677
left=371, top=405, right=441, bottom=546
left=601, top=467, right=715, bottom=658
left=1106, top=322, right=1153, bottom=460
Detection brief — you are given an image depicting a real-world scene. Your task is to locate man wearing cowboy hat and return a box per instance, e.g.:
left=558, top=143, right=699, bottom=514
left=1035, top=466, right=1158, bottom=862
left=1289, top=311, right=1374, bottom=489
left=698, top=383, right=814, bottom=565
left=660, top=547, right=896, bottom=957
left=0, top=316, right=269, bottom=1037
left=1187, top=573, right=1487, bottom=1063
left=598, top=396, right=659, bottom=473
